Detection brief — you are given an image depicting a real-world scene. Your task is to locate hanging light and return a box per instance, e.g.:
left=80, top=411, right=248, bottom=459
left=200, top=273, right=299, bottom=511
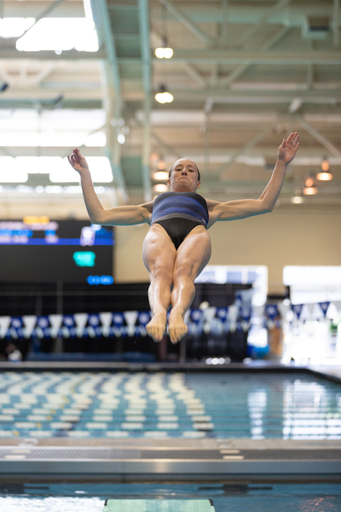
left=302, top=173, right=318, bottom=195
left=155, top=84, right=173, bottom=104
left=150, top=153, right=160, bottom=162
left=291, top=190, right=304, bottom=204
left=317, top=158, right=333, bottom=181
left=155, top=5, right=173, bottom=58
left=303, top=185, right=318, bottom=195
left=155, top=40, right=173, bottom=59
left=157, top=159, right=166, bottom=170
left=321, top=157, right=330, bottom=171
left=153, top=170, right=168, bottom=181
left=153, top=183, right=168, bottom=193
left=304, top=173, right=315, bottom=188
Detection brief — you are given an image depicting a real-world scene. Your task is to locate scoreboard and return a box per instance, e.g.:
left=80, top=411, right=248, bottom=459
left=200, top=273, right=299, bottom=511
left=0, top=217, right=114, bottom=283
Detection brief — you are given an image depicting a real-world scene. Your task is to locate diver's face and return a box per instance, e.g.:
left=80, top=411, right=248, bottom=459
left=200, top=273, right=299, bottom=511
left=167, top=159, right=201, bottom=193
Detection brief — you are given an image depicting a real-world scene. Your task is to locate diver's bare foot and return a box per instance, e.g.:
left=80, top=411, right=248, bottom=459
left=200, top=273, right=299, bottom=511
left=146, top=313, right=167, bottom=342
left=168, top=312, right=188, bottom=344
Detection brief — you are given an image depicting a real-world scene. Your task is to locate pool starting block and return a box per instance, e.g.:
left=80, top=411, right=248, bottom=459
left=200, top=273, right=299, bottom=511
left=103, top=500, right=215, bottom=512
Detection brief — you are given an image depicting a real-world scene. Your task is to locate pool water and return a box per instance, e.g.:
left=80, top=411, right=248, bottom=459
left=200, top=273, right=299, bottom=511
left=0, top=482, right=341, bottom=512
left=0, top=371, right=340, bottom=439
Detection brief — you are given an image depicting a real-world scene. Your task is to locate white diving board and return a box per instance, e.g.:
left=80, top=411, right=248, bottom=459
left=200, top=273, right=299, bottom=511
left=103, top=499, right=215, bottom=512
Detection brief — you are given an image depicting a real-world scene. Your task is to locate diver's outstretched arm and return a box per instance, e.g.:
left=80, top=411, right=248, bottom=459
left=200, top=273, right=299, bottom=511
left=207, top=132, right=300, bottom=225
left=67, top=148, right=152, bottom=225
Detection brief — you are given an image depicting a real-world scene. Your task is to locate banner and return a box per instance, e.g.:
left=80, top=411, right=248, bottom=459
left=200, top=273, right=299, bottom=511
left=1, top=298, right=339, bottom=341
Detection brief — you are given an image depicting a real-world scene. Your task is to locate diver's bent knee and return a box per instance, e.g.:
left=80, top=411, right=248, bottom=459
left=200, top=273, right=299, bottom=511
left=151, top=266, right=173, bottom=284
left=173, top=260, right=196, bottom=281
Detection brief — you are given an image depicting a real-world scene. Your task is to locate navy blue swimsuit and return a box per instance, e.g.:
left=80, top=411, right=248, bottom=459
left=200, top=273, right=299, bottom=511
left=151, top=192, right=209, bottom=249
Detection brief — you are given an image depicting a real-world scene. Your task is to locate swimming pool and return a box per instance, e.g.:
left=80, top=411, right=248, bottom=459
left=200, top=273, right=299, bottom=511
left=0, top=370, right=340, bottom=439
left=0, top=482, right=340, bottom=512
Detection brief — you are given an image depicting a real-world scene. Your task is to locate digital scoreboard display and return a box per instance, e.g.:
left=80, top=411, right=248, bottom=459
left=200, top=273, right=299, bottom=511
left=0, top=217, right=114, bottom=284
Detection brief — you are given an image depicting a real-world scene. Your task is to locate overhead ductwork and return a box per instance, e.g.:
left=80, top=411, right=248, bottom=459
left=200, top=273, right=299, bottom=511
left=302, top=17, right=331, bottom=39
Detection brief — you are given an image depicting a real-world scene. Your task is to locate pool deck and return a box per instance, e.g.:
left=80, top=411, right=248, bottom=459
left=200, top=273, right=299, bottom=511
left=0, top=359, right=341, bottom=382
left=0, top=437, right=340, bottom=480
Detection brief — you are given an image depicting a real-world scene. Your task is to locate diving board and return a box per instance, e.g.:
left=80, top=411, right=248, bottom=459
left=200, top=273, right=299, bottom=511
left=103, top=499, right=215, bottom=512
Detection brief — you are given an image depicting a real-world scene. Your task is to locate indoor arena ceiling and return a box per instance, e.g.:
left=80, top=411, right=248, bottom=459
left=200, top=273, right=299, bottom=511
left=0, top=0, right=340, bottom=207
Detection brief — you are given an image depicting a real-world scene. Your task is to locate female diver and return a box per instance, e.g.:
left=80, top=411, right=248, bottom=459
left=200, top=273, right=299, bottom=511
left=68, top=132, right=299, bottom=344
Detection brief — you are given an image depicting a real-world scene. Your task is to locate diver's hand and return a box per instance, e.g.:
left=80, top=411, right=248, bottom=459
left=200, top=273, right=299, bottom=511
left=278, top=132, right=300, bottom=165
left=67, top=148, right=90, bottom=175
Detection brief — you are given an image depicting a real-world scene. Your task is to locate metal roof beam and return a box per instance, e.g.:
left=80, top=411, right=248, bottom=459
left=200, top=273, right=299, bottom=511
left=153, top=3, right=338, bottom=26
left=157, top=89, right=341, bottom=102
left=157, top=0, right=215, bottom=47
left=91, top=0, right=128, bottom=202
left=178, top=62, right=207, bottom=88
left=333, top=0, right=340, bottom=48
left=165, top=50, right=341, bottom=65
left=235, top=0, right=293, bottom=48
left=138, top=0, right=152, bottom=202
left=1, top=49, right=340, bottom=65
left=214, top=123, right=278, bottom=177
left=220, top=26, right=291, bottom=89
left=296, top=115, right=341, bottom=158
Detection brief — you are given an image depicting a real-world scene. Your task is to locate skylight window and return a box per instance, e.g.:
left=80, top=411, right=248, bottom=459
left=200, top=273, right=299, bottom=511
left=15, top=157, right=62, bottom=174
left=0, top=110, right=106, bottom=148
left=16, top=18, right=99, bottom=52
left=50, top=157, right=113, bottom=183
left=0, top=18, right=35, bottom=38
left=0, top=157, right=28, bottom=183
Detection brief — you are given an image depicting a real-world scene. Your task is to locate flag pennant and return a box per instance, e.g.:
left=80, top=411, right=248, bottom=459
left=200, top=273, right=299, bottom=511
left=138, top=311, right=151, bottom=327
left=112, top=313, right=125, bottom=326
left=291, top=304, right=303, bottom=319
left=9, top=317, right=24, bottom=339
left=0, top=316, right=11, bottom=338
left=35, top=316, right=51, bottom=339
left=312, top=303, right=324, bottom=321
left=74, top=313, right=89, bottom=338
left=265, top=304, right=279, bottom=320
left=87, top=313, right=102, bottom=337
left=190, top=309, right=203, bottom=324
left=203, top=307, right=217, bottom=334
left=22, top=316, right=37, bottom=339
left=60, top=314, right=76, bottom=338
left=124, top=311, right=138, bottom=337
left=216, top=307, right=228, bottom=320
left=305, top=303, right=315, bottom=319
left=100, top=312, right=113, bottom=337
left=318, top=301, right=330, bottom=318
left=228, top=305, right=239, bottom=322
left=48, top=314, right=63, bottom=338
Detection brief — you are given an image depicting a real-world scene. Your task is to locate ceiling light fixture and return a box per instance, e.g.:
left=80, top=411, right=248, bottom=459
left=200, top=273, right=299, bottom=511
left=155, top=4, right=173, bottom=59
left=153, top=183, right=168, bottom=193
left=304, top=173, right=315, bottom=188
left=155, top=84, right=173, bottom=104
left=321, top=157, right=330, bottom=171
left=155, top=40, right=173, bottom=59
left=153, top=171, right=168, bottom=181
left=291, top=190, right=304, bottom=204
left=157, top=160, right=166, bottom=170
left=303, top=185, right=318, bottom=195
left=317, top=158, right=333, bottom=181
left=150, top=153, right=160, bottom=162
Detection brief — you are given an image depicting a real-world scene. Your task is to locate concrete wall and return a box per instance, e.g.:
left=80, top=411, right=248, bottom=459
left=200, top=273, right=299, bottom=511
left=114, top=206, right=341, bottom=294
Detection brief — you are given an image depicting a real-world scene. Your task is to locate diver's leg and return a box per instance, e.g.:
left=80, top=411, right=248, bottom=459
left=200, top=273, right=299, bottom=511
left=169, top=226, right=211, bottom=343
left=142, top=224, right=176, bottom=341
